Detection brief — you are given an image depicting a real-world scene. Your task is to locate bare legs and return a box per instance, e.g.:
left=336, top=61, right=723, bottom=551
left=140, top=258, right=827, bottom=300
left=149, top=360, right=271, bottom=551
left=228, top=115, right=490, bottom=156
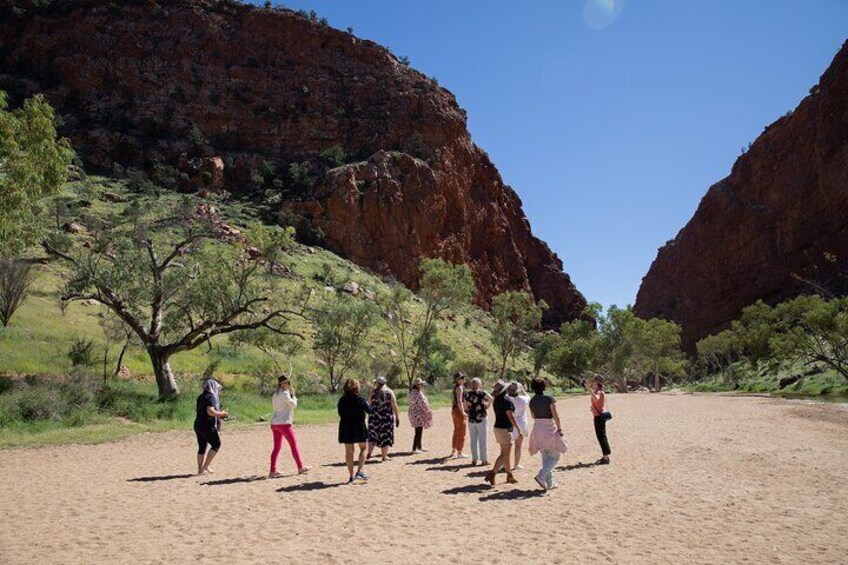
left=345, top=442, right=368, bottom=482
left=513, top=435, right=524, bottom=469
left=485, top=442, right=517, bottom=485
left=198, top=449, right=217, bottom=475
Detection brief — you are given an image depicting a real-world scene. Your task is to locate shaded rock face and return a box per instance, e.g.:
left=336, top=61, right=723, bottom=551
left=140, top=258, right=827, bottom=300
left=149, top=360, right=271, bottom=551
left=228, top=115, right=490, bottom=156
left=634, top=41, right=848, bottom=351
left=0, top=0, right=587, bottom=327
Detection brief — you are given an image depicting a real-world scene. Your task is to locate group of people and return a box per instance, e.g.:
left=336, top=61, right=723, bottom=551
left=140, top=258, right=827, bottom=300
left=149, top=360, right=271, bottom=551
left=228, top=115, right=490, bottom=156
left=192, top=370, right=613, bottom=490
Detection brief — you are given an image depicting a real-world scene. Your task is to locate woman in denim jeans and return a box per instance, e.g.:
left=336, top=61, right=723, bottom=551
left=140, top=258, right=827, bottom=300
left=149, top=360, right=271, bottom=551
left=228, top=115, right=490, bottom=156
left=462, top=377, right=491, bottom=466
left=528, top=377, right=568, bottom=491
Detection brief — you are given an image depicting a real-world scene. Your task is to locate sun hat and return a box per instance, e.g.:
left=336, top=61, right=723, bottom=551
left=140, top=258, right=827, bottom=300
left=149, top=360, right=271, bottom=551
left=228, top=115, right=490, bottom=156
left=412, top=377, right=427, bottom=387
left=492, top=380, right=509, bottom=395
left=277, top=374, right=290, bottom=385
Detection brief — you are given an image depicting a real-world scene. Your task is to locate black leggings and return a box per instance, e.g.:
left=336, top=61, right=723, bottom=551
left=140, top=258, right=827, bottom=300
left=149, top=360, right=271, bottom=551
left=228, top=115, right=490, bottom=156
left=412, top=426, right=424, bottom=451
left=593, top=416, right=611, bottom=456
left=195, top=424, right=221, bottom=454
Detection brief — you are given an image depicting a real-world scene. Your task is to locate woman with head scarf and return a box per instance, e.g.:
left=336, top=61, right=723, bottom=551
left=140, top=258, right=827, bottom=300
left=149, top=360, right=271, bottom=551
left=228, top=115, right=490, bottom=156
left=194, top=378, right=228, bottom=475
left=269, top=373, right=311, bottom=478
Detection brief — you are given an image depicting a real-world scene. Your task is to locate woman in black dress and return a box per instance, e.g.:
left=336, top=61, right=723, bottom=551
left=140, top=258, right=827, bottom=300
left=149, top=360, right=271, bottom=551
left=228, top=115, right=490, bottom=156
left=338, top=378, right=372, bottom=483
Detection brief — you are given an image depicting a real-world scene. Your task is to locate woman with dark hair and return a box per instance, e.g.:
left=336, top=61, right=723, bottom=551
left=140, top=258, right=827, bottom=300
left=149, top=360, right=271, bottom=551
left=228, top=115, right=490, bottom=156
left=449, top=372, right=468, bottom=459
left=269, top=374, right=310, bottom=478
left=528, top=377, right=568, bottom=491
left=367, top=376, right=400, bottom=462
left=589, top=375, right=612, bottom=465
left=194, top=378, right=228, bottom=475
left=407, top=378, right=433, bottom=453
left=338, top=378, right=372, bottom=482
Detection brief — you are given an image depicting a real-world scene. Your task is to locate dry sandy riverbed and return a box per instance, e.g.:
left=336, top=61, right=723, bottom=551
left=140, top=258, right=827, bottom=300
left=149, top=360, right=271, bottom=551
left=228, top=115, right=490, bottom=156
left=0, top=393, right=846, bottom=564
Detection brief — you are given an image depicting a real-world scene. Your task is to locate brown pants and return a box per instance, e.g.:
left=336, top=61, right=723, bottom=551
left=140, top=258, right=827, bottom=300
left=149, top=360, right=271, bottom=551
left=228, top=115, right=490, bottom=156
left=451, top=407, right=466, bottom=451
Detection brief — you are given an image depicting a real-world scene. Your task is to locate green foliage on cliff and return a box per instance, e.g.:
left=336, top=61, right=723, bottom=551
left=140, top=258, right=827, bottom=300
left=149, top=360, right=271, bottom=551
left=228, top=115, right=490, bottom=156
left=694, top=295, right=848, bottom=393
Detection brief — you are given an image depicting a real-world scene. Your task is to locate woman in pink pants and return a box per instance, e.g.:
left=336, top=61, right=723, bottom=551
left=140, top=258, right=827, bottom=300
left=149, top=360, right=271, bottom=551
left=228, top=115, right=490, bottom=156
left=269, top=374, right=311, bottom=478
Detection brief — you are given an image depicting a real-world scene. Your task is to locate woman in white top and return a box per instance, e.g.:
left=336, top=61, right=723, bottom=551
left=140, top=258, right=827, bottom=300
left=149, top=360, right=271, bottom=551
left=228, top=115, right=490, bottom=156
left=508, top=382, right=530, bottom=470
left=269, top=374, right=310, bottom=478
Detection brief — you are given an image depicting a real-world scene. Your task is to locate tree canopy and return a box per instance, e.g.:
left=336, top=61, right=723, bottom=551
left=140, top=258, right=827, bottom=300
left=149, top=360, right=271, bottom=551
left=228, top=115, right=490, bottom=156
left=0, top=92, right=72, bottom=255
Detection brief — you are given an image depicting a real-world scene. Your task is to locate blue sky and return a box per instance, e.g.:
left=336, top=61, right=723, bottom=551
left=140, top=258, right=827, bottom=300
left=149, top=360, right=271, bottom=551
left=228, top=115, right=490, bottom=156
left=253, top=0, right=847, bottom=309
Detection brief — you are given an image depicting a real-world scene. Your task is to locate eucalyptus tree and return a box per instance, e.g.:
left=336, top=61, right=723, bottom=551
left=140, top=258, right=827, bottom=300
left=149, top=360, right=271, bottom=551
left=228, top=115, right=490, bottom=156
left=382, top=258, right=475, bottom=388
left=490, top=291, right=546, bottom=379
left=0, top=91, right=72, bottom=255
left=47, top=201, right=307, bottom=399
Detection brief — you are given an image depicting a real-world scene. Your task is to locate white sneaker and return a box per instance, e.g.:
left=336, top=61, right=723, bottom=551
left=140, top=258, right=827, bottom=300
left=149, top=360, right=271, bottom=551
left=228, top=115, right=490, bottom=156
left=548, top=481, right=560, bottom=490
left=534, top=474, right=548, bottom=491
left=456, top=453, right=469, bottom=459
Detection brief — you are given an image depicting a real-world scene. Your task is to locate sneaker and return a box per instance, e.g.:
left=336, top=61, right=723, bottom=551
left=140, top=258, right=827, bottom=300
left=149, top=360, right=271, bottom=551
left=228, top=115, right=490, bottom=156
left=534, top=474, right=548, bottom=491
left=355, top=471, right=368, bottom=481
left=513, top=465, right=524, bottom=471
left=548, top=481, right=560, bottom=490
left=456, top=453, right=469, bottom=459
left=298, top=466, right=311, bottom=475
left=268, top=471, right=284, bottom=479
left=596, top=458, right=610, bottom=465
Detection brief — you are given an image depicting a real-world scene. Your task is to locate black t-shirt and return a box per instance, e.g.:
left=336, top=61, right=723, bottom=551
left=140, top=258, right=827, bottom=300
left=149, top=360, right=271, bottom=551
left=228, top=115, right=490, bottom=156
left=493, top=394, right=515, bottom=430
left=529, top=394, right=555, bottom=419
left=195, top=391, right=217, bottom=430
left=463, top=390, right=489, bottom=423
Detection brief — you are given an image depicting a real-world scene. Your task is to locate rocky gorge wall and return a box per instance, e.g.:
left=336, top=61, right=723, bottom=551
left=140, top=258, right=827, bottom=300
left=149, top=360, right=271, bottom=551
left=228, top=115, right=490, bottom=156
left=634, top=41, right=848, bottom=350
left=0, top=0, right=587, bottom=326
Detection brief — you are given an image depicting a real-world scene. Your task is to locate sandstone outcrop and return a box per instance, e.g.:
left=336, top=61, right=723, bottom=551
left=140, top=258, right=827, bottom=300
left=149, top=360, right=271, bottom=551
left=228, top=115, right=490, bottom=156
left=635, top=41, right=848, bottom=350
left=0, top=0, right=587, bottom=326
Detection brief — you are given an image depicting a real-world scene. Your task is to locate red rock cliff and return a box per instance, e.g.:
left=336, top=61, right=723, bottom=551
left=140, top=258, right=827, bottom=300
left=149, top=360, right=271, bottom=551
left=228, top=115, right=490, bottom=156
left=0, top=0, right=587, bottom=326
left=634, top=41, right=848, bottom=350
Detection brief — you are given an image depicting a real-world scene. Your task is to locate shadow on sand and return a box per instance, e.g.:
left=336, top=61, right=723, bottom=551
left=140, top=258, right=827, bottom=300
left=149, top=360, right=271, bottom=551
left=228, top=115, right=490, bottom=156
left=277, top=481, right=343, bottom=493
left=407, top=456, right=449, bottom=466
left=557, top=461, right=599, bottom=472
left=441, top=483, right=492, bottom=495
left=201, top=475, right=266, bottom=486
left=478, top=488, right=546, bottom=502
left=425, top=464, right=469, bottom=473
left=127, top=474, right=195, bottom=482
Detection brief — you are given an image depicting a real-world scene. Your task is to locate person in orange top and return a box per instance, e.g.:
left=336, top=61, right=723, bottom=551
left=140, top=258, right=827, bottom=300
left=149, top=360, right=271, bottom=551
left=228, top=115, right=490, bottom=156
left=449, top=372, right=468, bottom=459
left=589, top=375, right=611, bottom=465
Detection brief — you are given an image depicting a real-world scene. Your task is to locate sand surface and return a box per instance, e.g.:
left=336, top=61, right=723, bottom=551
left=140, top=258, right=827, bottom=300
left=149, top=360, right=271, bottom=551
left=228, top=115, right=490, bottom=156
left=1, top=393, right=846, bottom=564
